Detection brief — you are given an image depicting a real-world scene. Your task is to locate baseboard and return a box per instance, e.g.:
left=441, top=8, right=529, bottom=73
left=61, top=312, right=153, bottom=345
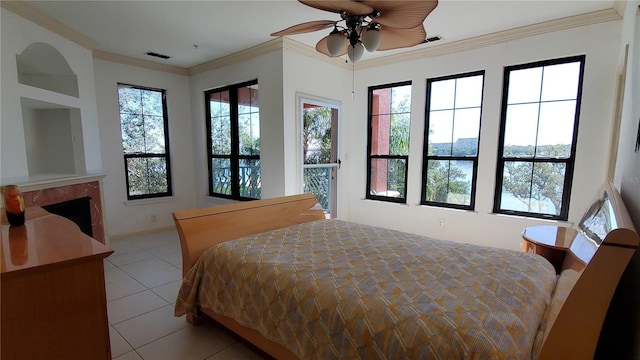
left=109, top=225, right=176, bottom=240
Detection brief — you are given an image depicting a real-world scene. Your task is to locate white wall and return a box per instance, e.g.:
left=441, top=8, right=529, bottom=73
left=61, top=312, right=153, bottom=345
left=93, top=59, right=195, bottom=237
left=281, top=50, right=352, bottom=216
left=343, top=20, right=622, bottom=251
left=1, top=8, right=102, bottom=182
left=189, top=51, right=285, bottom=207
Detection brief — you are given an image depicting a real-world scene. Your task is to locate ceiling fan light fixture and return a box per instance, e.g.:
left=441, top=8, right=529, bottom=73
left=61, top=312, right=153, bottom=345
left=361, top=27, right=381, bottom=52
left=327, top=30, right=345, bottom=57
left=347, top=42, right=364, bottom=62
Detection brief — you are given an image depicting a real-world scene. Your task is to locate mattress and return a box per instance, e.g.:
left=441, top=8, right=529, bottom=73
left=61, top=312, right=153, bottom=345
left=175, top=219, right=557, bottom=359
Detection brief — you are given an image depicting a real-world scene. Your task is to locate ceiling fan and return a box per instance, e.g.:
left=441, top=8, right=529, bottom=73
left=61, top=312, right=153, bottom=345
left=271, top=0, right=439, bottom=62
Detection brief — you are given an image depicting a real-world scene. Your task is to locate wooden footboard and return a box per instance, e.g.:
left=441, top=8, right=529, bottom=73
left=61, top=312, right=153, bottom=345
left=173, top=193, right=325, bottom=277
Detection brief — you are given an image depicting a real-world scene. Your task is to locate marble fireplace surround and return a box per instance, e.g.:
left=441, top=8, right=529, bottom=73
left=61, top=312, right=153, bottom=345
left=18, top=174, right=106, bottom=244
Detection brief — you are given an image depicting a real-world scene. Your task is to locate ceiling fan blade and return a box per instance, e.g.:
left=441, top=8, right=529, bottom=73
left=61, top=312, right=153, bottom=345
left=299, top=0, right=374, bottom=16
left=271, top=20, right=337, bottom=36
left=316, top=33, right=348, bottom=57
left=376, top=24, right=427, bottom=51
left=361, top=1, right=438, bottom=29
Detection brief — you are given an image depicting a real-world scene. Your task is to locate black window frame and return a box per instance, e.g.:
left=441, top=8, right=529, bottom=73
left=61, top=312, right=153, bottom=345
left=366, top=80, right=412, bottom=204
left=205, top=79, right=260, bottom=201
left=421, top=70, right=485, bottom=210
left=493, top=55, right=586, bottom=220
left=117, top=83, right=173, bottom=201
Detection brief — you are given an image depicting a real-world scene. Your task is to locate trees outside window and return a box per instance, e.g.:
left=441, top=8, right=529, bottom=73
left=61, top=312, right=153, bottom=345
left=366, top=81, right=412, bottom=203
left=205, top=80, right=260, bottom=200
left=118, top=84, right=172, bottom=200
left=422, top=71, right=484, bottom=209
left=494, top=56, right=585, bottom=220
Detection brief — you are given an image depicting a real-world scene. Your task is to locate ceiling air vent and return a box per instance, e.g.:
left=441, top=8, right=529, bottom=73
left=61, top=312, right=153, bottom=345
left=145, top=51, right=171, bottom=60
left=424, top=35, right=442, bottom=44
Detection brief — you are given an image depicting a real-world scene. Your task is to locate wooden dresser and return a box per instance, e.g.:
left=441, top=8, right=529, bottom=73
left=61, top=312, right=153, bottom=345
left=0, top=207, right=113, bottom=360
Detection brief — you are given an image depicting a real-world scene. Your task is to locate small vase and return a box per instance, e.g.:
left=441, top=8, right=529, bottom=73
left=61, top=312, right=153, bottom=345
left=9, top=225, right=28, bottom=265
left=3, top=185, right=25, bottom=226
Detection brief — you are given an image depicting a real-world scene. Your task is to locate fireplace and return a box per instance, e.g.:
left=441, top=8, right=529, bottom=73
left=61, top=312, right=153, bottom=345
left=42, top=196, right=93, bottom=237
left=19, top=175, right=106, bottom=244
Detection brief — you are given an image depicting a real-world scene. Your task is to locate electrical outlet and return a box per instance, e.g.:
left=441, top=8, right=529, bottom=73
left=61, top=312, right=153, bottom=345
left=438, top=219, right=445, bottom=228
left=150, top=214, right=157, bottom=223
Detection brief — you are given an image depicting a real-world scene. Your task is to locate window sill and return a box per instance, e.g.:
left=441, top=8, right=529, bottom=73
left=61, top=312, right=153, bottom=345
left=124, top=196, right=175, bottom=206
left=203, top=196, right=239, bottom=206
left=490, top=212, right=574, bottom=226
left=416, top=204, right=477, bottom=214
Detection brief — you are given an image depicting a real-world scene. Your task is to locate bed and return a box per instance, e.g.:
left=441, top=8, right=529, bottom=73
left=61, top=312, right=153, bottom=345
left=173, top=182, right=639, bottom=359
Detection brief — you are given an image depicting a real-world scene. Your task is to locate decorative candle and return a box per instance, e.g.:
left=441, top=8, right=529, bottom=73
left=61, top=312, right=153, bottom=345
left=3, top=185, right=25, bottom=226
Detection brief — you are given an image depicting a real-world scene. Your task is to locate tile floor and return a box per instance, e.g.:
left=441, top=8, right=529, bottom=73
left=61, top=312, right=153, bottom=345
left=105, top=228, right=266, bottom=360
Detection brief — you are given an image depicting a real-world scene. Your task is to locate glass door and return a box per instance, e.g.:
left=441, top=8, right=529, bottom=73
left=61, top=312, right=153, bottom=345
left=300, top=98, right=340, bottom=218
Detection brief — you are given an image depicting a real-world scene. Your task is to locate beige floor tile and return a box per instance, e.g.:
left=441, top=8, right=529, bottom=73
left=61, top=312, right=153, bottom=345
left=108, top=290, right=168, bottom=324
left=119, top=257, right=174, bottom=277
left=133, top=232, right=178, bottom=249
left=105, top=266, right=135, bottom=285
left=105, top=229, right=264, bottom=360
left=114, top=305, right=187, bottom=348
left=110, top=238, right=142, bottom=254
left=206, top=342, right=267, bottom=360
left=136, top=326, right=233, bottom=360
left=113, top=350, right=143, bottom=360
left=127, top=264, right=182, bottom=288
left=151, top=280, right=182, bottom=304
left=110, top=325, right=133, bottom=358
left=107, top=275, right=147, bottom=301
left=109, top=249, right=156, bottom=267
left=147, top=244, right=183, bottom=265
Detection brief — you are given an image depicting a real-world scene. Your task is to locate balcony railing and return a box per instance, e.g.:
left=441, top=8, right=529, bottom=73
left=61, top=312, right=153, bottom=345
left=212, top=166, right=261, bottom=199
left=303, top=165, right=332, bottom=214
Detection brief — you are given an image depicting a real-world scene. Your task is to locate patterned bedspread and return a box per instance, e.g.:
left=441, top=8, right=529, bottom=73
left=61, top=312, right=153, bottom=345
left=175, top=219, right=557, bottom=359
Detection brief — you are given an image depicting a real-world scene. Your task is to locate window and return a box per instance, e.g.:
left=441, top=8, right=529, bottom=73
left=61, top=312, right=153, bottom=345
left=205, top=80, right=260, bottom=200
left=494, top=55, right=585, bottom=220
left=366, top=81, right=412, bottom=203
left=118, top=84, right=172, bottom=200
left=422, top=71, right=485, bottom=209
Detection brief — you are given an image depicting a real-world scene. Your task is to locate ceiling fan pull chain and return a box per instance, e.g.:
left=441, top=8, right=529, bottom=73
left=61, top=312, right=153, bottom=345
left=352, top=59, right=355, bottom=99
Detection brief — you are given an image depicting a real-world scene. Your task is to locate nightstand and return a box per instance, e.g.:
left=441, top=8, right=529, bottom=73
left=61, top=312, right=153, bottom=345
left=521, top=225, right=578, bottom=274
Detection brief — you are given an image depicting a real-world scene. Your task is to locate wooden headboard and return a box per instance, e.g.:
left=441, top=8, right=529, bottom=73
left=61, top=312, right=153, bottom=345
left=537, top=181, right=639, bottom=359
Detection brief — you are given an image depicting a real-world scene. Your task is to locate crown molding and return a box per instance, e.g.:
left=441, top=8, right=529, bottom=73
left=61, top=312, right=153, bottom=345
left=188, top=37, right=351, bottom=74
left=356, top=8, right=622, bottom=70
left=1, top=1, right=99, bottom=50
left=188, top=38, right=285, bottom=75
left=5, top=2, right=622, bottom=76
left=93, top=50, right=188, bottom=76
left=613, top=0, right=626, bottom=17
left=281, top=38, right=352, bottom=70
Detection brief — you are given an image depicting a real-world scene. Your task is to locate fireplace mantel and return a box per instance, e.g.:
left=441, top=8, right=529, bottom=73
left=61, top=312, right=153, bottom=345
left=15, top=174, right=107, bottom=244
left=10, top=174, right=106, bottom=192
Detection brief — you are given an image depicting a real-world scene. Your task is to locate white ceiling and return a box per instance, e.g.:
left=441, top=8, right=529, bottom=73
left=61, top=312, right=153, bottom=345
left=24, top=0, right=616, bottom=69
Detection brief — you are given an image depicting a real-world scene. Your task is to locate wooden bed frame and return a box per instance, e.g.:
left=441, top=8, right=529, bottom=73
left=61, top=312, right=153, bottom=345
left=173, top=183, right=639, bottom=359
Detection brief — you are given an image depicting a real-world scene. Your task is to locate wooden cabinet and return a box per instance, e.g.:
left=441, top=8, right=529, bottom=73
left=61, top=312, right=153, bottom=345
left=1, top=207, right=113, bottom=360
left=521, top=225, right=578, bottom=274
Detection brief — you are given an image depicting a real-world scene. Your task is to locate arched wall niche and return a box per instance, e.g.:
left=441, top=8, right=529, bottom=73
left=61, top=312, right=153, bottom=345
left=17, top=42, right=79, bottom=97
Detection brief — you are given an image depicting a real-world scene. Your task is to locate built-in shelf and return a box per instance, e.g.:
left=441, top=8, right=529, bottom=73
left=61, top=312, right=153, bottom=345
left=19, top=84, right=81, bottom=109
left=14, top=42, right=85, bottom=179
left=16, top=42, right=79, bottom=97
